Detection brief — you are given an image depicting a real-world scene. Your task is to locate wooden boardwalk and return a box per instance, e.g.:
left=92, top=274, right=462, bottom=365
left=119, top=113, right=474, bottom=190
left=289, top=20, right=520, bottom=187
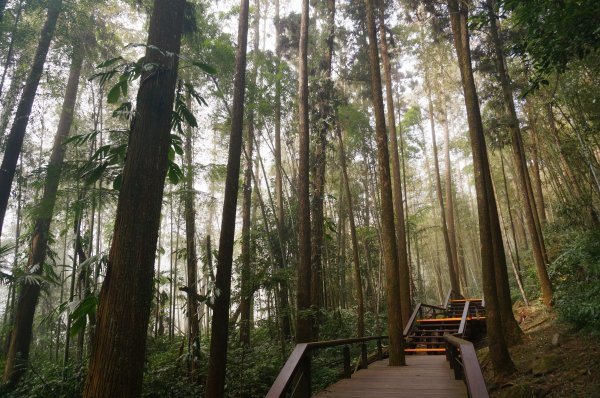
left=313, top=355, right=467, bottom=398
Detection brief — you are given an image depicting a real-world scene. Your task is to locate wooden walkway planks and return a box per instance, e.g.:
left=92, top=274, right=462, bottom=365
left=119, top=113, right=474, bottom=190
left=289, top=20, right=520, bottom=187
left=313, top=356, right=467, bottom=398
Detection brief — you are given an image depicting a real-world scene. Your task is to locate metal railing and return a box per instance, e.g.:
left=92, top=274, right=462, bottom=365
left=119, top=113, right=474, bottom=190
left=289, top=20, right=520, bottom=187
left=266, top=335, right=388, bottom=398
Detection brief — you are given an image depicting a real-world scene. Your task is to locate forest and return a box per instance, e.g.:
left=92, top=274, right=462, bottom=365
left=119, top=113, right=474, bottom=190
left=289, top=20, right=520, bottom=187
left=0, top=0, right=598, bottom=396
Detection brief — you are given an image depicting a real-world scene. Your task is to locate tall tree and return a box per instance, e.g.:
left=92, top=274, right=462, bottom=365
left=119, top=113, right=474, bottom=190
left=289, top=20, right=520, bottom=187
left=204, top=0, right=250, bottom=395
left=440, top=100, right=465, bottom=292
left=364, top=0, right=405, bottom=366
left=296, top=0, right=312, bottom=345
left=0, top=0, right=63, bottom=235
left=183, top=97, right=200, bottom=379
left=425, top=70, right=460, bottom=293
left=486, top=0, right=553, bottom=306
left=310, top=0, right=336, bottom=338
left=273, top=0, right=292, bottom=341
left=2, top=35, right=84, bottom=389
left=239, top=0, right=260, bottom=346
left=83, top=1, right=186, bottom=396
left=446, top=0, right=516, bottom=376
left=337, top=126, right=365, bottom=337
left=378, top=0, right=412, bottom=323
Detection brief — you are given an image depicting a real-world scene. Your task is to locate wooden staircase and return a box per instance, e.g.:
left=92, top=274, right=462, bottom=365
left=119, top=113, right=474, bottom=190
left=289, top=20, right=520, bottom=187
left=404, top=292, right=486, bottom=354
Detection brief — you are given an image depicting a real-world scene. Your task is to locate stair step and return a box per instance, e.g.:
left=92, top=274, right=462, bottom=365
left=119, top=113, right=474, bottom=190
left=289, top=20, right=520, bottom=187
left=412, top=329, right=458, bottom=333
left=408, top=334, right=448, bottom=338
left=407, top=341, right=445, bottom=345
left=449, top=299, right=482, bottom=303
left=405, top=348, right=446, bottom=353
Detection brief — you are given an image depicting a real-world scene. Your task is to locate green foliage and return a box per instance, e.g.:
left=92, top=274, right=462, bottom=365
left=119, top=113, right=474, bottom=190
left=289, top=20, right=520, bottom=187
left=226, top=327, right=287, bottom=397
left=142, top=336, right=204, bottom=397
left=502, top=0, right=600, bottom=90
left=5, top=360, right=84, bottom=398
left=550, top=229, right=600, bottom=332
left=76, top=48, right=213, bottom=188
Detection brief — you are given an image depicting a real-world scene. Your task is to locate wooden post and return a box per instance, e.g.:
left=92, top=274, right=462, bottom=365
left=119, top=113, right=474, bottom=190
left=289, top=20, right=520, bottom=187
left=361, top=343, right=368, bottom=369
left=297, top=355, right=312, bottom=397
left=343, top=345, right=351, bottom=378
left=377, top=338, right=383, bottom=360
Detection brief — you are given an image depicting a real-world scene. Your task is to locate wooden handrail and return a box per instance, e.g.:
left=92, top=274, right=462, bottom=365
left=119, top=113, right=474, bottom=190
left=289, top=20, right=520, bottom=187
left=403, top=303, right=421, bottom=336
left=443, top=289, right=453, bottom=308
left=421, top=303, right=447, bottom=312
left=443, top=289, right=465, bottom=308
left=458, top=300, right=470, bottom=336
left=444, top=335, right=489, bottom=398
left=266, top=335, right=388, bottom=398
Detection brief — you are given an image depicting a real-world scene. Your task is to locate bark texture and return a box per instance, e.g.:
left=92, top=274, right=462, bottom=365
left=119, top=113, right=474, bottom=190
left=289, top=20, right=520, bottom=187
left=83, top=1, right=185, bottom=396
left=364, top=0, right=405, bottom=366
left=378, top=2, right=412, bottom=324
left=204, top=0, right=250, bottom=395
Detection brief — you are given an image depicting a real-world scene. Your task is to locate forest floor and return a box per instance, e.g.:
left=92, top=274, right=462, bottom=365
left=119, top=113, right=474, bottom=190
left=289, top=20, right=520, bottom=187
left=480, top=301, right=600, bottom=397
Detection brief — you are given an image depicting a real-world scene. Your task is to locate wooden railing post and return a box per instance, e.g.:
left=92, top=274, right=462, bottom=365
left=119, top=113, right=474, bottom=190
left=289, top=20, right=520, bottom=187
left=361, top=343, right=368, bottom=369
left=449, top=346, right=462, bottom=380
left=343, top=345, right=351, bottom=378
left=295, top=354, right=312, bottom=398
left=377, top=338, right=383, bottom=360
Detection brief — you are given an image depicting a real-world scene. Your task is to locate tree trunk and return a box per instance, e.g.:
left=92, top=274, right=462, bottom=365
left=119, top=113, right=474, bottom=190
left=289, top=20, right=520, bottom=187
left=378, top=2, right=411, bottom=324
left=1, top=165, right=22, bottom=357
left=204, top=0, right=250, bottom=395
left=0, top=0, right=23, bottom=98
left=273, top=0, right=292, bottom=342
left=183, top=100, right=200, bottom=380
left=364, top=0, right=405, bottom=366
left=441, top=100, right=464, bottom=292
left=527, top=109, right=547, bottom=224
left=337, top=126, right=365, bottom=337
left=2, top=41, right=83, bottom=388
left=239, top=0, right=260, bottom=346
left=447, top=0, right=516, bottom=376
left=0, top=0, right=62, bottom=235
left=83, top=1, right=186, bottom=396
left=296, top=0, right=312, bottom=345
left=486, top=0, right=552, bottom=307
left=309, top=0, right=335, bottom=341
left=425, top=72, right=460, bottom=293
left=499, top=153, right=529, bottom=306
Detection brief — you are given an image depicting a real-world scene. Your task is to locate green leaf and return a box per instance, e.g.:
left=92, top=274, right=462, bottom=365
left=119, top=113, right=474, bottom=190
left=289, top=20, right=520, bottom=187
left=167, top=160, right=184, bottom=184
left=113, top=174, right=123, bottom=190
left=83, top=162, right=108, bottom=185
left=112, top=101, right=133, bottom=119
left=69, top=295, right=98, bottom=337
left=96, top=56, right=124, bottom=69
left=192, top=61, right=217, bottom=75
left=179, top=104, right=198, bottom=127
left=107, top=82, right=123, bottom=104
